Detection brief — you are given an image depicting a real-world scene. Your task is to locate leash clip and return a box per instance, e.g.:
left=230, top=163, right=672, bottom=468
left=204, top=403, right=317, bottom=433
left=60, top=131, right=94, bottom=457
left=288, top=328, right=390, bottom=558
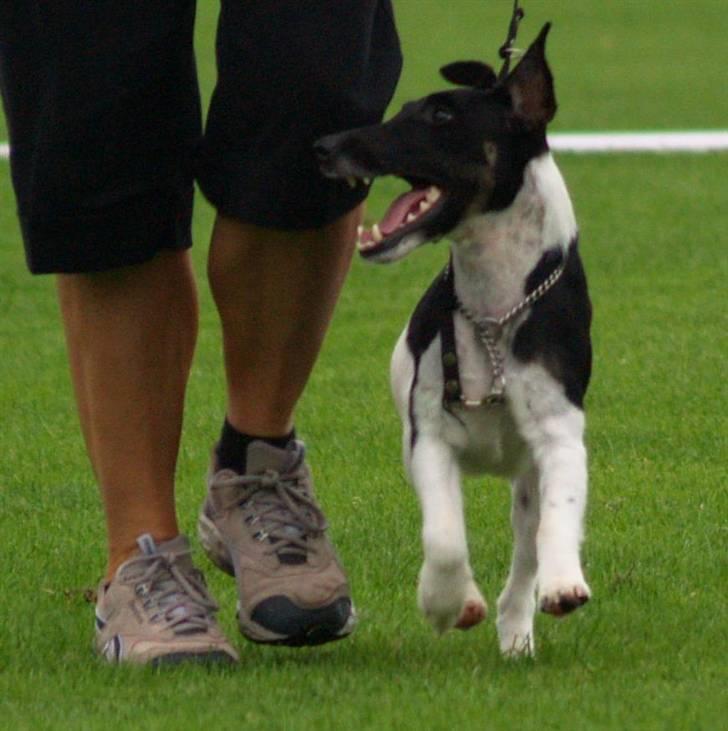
left=498, top=1, right=526, bottom=81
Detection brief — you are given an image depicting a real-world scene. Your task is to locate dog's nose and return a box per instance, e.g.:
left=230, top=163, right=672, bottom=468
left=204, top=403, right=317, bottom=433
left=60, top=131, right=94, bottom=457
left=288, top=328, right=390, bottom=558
left=313, top=136, right=336, bottom=164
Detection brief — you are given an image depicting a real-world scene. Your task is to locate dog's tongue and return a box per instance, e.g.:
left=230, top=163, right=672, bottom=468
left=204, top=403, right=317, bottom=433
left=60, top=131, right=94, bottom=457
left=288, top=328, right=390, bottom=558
left=358, top=185, right=443, bottom=250
left=379, top=188, right=430, bottom=235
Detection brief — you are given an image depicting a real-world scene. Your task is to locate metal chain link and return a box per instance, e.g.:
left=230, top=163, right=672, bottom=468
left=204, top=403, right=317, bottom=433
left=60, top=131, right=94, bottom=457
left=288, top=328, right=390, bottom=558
left=452, top=260, right=566, bottom=406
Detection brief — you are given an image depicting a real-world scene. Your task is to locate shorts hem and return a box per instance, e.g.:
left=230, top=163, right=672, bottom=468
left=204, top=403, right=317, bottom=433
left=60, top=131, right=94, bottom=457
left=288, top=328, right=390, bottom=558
left=196, top=176, right=369, bottom=232
left=21, top=188, right=194, bottom=275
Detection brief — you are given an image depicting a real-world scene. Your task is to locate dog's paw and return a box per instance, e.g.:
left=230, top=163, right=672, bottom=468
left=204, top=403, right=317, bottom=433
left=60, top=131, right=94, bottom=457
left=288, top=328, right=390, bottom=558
left=496, top=606, right=535, bottom=657
left=418, top=563, right=481, bottom=634
left=454, top=583, right=488, bottom=630
left=418, top=586, right=464, bottom=635
left=538, top=581, right=591, bottom=617
left=496, top=581, right=537, bottom=656
left=498, top=629, right=535, bottom=658
left=454, top=599, right=488, bottom=630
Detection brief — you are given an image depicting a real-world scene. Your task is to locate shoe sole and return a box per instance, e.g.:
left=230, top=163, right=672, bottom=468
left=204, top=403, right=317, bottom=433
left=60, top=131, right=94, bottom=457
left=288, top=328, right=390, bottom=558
left=242, top=624, right=353, bottom=647
left=95, top=642, right=238, bottom=667
left=241, top=596, right=357, bottom=647
left=150, top=650, right=238, bottom=668
left=198, top=512, right=357, bottom=647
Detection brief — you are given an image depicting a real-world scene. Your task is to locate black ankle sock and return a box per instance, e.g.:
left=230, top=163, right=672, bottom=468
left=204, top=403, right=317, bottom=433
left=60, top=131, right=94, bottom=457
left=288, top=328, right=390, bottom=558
left=216, top=419, right=295, bottom=473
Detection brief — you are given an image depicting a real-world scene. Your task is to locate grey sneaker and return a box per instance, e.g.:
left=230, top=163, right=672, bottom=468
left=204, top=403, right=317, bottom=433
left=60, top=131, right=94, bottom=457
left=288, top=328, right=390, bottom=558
left=94, top=534, right=238, bottom=666
left=198, top=440, right=356, bottom=646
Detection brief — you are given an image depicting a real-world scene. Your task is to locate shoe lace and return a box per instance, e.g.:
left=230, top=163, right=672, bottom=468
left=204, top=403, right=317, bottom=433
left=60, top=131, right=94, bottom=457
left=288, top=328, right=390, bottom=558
left=215, top=463, right=327, bottom=562
left=122, top=552, right=219, bottom=635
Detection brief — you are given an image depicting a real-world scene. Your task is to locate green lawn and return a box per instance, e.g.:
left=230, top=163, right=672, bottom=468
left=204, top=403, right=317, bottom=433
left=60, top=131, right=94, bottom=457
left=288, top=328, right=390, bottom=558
left=0, top=2, right=726, bottom=730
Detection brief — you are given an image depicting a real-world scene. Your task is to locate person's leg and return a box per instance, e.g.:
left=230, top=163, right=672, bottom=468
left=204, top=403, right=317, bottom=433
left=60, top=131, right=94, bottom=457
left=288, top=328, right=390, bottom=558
left=58, top=252, right=240, bottom=665
left=57, top=250, right=198, bottom=579
left=207, top=207, right=361, bottom=439
left=0, top=1, right=202, bottom=579
left=1, top=2, right=239, bottom=665
left=200, top=1, right=401, bottom=439
left=3, top=0, right=200, bottom=568
left=195, top=1, right=401, bottom=645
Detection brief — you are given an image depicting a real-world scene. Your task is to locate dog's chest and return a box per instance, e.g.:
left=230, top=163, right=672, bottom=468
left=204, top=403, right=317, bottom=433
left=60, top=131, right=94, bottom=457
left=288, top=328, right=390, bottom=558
left=444, top=398, right=527, bottom=476
left=407, top=326, right=527, bottom=477
left=451, top=311, right=525, bottom=404
left=444, top=322, right=528, bottom=476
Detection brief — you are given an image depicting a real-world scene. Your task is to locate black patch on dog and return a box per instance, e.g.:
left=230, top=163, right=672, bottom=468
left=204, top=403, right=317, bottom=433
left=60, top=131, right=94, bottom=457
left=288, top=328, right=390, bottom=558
left=440, top=60, right=497, bottom=90
left=488, top=126, right=549, bottom=212
left=405, top=267, right=457, bottom=447
left=407, top=367, right=421, bottom=450
left=406, top=266, right=457, bottom=364
left=512, top=238, right=592, bottom=407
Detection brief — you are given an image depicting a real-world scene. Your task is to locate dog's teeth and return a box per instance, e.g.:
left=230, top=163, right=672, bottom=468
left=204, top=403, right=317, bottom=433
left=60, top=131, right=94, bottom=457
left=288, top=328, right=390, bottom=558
left=346, top=176, right=357, bottom=189
left=371, top=224, right=383, bottom=243
left=357, top=225, right=364, bottom=236
left=356, top=234, right=372, bottom=251
left=426, top=186, right=441, bottom=203
left=406, top=213, right=417, bottom=223
left=419, top=199, right=432, bottom=213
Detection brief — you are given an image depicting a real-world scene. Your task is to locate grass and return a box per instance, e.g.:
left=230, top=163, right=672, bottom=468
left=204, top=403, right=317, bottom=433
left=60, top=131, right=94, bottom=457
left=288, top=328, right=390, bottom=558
left=0, top=1, right=726, bottom=729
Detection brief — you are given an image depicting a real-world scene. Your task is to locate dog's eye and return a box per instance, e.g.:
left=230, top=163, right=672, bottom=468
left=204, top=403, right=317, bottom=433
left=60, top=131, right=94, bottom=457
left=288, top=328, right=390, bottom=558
left=431, top=106, right=454, bottom=125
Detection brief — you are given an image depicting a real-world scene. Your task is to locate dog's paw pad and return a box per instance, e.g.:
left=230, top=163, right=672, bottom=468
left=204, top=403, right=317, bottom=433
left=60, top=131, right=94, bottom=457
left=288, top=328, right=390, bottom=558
left=455, top=600, right=487, bottom=630
left=539, top=584, right=590, bottom=617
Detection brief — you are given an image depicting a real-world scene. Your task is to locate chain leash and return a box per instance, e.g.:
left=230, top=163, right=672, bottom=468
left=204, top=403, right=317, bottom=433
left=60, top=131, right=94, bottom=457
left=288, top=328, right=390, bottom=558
left=451, top=260, right=566, bottom=406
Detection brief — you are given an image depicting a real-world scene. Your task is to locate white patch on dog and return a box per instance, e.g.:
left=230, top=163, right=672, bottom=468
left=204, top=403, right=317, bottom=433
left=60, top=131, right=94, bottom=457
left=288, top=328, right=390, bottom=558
left=449, top=153, right=575, bottom=320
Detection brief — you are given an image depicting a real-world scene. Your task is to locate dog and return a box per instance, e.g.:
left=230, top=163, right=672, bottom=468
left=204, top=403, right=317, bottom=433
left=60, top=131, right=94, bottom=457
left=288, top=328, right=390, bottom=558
left=316, top=22, right=592, bottom=657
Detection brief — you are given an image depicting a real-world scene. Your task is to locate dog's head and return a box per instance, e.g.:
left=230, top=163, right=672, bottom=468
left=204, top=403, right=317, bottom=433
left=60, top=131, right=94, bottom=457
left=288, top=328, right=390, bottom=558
left=316, top=24, right=557, bottom=262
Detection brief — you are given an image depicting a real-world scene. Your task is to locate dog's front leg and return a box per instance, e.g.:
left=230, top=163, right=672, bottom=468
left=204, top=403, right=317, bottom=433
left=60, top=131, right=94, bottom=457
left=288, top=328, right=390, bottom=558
left=497, top=467, right=539, bottom=656
left=511, top=370, right=591, bottom=617
left=409, top=434, right=486, bottom=633
left=533, top=417, right=591, bottom=616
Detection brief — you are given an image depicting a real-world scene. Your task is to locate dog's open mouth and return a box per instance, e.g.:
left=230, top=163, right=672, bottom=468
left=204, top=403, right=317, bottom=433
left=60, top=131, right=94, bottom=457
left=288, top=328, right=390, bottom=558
left=357, top=183, right=447, bottom=260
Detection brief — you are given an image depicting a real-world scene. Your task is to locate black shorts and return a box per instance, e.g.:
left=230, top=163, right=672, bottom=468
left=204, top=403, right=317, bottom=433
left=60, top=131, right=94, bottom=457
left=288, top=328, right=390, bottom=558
left=0, top=1, right=401, bottom=274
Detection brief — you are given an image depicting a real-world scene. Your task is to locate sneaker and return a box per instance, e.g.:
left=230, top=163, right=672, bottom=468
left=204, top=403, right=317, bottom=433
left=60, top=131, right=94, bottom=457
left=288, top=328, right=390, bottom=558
left=198, top=439, right=356, bottom=646
left=94, top=534, right=239, bottom=666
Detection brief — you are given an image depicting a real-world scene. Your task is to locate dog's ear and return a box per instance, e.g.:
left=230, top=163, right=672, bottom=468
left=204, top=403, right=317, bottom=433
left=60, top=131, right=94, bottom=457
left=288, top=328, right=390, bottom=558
left=504, top=23, right=556, bottom=128
left=440, top=61, right=497, bottom=90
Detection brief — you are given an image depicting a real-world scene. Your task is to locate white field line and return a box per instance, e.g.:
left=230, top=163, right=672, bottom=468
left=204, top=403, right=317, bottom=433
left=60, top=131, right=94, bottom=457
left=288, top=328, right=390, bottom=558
left=549, top=131, right=728, bottom=153
left=0, top=132, right=727, bottom=161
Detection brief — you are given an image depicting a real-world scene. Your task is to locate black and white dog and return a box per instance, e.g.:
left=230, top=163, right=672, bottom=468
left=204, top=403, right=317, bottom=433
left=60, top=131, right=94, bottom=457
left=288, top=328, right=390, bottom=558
left=317, top=23, right=592, bottom=656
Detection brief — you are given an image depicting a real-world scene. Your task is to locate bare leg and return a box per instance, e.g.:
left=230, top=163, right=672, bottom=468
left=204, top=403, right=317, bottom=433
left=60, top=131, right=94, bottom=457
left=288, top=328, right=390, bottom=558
left=57, top=250, right=198, bottom=579
left=207, top=207, right=361, bottom=437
